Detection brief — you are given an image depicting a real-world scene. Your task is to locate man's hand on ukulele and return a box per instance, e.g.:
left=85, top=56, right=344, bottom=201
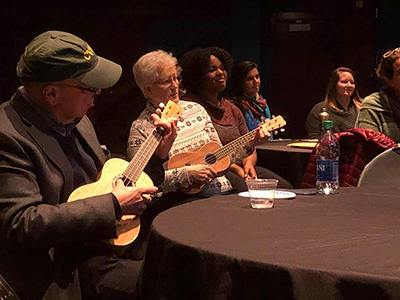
left=187, top=165, right=217, bottom=185
left=151, top=112, right=178, bottom=159
left=112, top=179, right=158, bottom=217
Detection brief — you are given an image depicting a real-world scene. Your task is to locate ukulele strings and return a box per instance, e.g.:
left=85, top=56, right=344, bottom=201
left=213, top=119, right=278, bottom=160
left=202, top=130, right=255, bottom=164
left=215, top=131, right=257, bottom=159
left=121, top=102, right=181, bottom=186
left=121, top=102, right=179, bottom=186
left=123, top=129, right=163, bottom=186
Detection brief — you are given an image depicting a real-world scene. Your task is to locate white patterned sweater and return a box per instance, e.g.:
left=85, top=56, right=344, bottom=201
left=127, top=100, right=233, bottom=197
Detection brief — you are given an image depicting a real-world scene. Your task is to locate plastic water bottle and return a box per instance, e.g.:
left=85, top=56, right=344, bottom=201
left=316, top=120, right=340, bottom=195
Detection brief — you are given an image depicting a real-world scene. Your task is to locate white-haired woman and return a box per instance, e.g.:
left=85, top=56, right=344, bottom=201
left=128, top=50, right=242, bottom=215
left=128, top=50, right=269, bottom=209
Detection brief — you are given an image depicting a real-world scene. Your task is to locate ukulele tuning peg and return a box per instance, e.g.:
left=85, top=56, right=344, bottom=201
left=274, top=130, right=278, bottom=135
left=159, top=102, right=165, bottom=110
left=280, top=128, right=285, bottom=132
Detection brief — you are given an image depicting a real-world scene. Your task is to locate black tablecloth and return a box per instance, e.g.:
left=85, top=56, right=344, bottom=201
left=139, top=187, right=400, bottom=300
left=256, top=140, right=312, bottom=188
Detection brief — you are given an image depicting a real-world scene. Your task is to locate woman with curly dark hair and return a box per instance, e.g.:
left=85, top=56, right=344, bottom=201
left=180, top=46, right=293, bottom=190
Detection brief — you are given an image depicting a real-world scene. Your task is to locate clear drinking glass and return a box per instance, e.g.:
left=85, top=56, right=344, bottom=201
left=245, top=179, right=279, bottom=209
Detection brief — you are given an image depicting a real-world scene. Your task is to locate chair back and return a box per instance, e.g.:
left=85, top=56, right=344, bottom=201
left=357, top=146, right=400, bottom=187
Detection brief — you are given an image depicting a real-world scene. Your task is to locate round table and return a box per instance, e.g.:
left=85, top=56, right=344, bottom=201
left=139, top=187, right=400, bottom=300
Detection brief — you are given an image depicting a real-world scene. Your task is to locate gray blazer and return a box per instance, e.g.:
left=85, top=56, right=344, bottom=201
left=0, top=91, right=117, bottom=299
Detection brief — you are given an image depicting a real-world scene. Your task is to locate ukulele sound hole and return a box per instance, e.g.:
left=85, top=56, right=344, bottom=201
left=113, top=175, right=134, bottom=187
left=205, top=153, right=217, bottom=165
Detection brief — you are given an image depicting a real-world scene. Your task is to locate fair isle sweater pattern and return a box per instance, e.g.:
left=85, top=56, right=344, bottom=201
left=127, top=100, right=233, bottom=197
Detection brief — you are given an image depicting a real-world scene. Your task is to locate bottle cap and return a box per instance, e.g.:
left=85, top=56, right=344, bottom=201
left=323, top=120, right=333, bottom=129
left=319, top=107, right=329, bottom=121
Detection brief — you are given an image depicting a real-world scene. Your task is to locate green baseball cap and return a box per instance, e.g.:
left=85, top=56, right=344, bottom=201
left=16, top=30, right=122, bottom=89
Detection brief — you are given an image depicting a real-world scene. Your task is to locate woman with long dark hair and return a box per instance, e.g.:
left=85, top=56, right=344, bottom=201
left=230, top=61, right=272, bottom=132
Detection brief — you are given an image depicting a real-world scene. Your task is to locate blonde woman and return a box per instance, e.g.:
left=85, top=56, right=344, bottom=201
left=306, top=67, right=363, bottom=138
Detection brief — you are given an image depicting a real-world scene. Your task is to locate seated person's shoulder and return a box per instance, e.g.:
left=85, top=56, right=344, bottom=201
left=77, top=115, right=95, bottom=130
left=179, top=99, right=208, bottom=115
left=227, top=98, right=241, bottom=111
left=129, top=108, right=156, bottom=134
left=229, top=96, right=247, bottom=111
left=361, top=91, right=388, bottom=109
left=307, top=101, right=326, bottom=116
left=222, top=97, right=241, bottom=113
left=311, top=100, right=326, bottom=110
left=0, top=103, right=14, bottom=130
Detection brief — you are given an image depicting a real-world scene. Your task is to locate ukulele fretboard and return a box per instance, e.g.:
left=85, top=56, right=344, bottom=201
left=123, top=129, right=163, bottom=184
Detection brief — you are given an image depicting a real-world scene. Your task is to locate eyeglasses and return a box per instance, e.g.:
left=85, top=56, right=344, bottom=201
left=55, top=84, right=101, bottom=97
left=154, top=75, right=182, bottom=87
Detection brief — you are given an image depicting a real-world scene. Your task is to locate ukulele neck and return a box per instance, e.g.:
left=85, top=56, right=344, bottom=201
left=212, top=116, right=285, bottom=161
left=213, top=130, right=257, bottom=160
left=123, top=128, right=163, bottom=183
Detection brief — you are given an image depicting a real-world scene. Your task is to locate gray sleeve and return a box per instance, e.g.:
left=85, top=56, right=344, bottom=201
left=355, top=108, right=381, bottom=132
left=0, top=132, right=117, bottom=252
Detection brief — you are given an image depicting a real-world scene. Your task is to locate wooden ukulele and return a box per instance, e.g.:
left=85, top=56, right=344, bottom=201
left=167, top=115, right=286, bottom=194
left=68, top=101, right=183, bottom=249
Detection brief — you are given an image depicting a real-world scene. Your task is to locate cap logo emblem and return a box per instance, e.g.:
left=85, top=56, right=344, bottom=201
left=83, top=45, right=94, bottom=61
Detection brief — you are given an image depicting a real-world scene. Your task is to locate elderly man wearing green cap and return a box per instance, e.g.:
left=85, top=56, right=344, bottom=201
left=0, top=31, right=177, bottom=299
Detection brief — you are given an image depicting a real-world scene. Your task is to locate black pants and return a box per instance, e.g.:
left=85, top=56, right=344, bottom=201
left=79, top=253, right=143, bottom=300
left=225, top=166, right=293, bottom=193
left=78, top=202, right=164, bottom=300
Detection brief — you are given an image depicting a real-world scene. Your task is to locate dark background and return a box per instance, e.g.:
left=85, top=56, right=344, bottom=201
left=1, top=0, right=399, bottom=156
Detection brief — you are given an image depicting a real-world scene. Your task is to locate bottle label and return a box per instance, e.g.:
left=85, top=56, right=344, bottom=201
left=317, top=160, right=339, bottom=181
